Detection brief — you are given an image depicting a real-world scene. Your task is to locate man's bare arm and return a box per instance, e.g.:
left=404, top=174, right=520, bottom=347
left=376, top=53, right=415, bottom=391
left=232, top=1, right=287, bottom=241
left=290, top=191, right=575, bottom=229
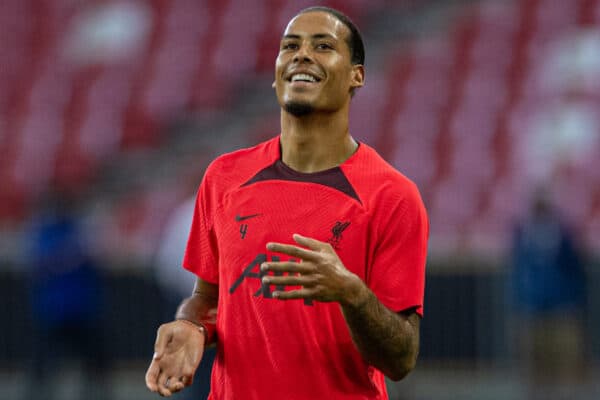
left=146, top=278, right=219, bottom=396
left=262, top=234, right=421, bottom=381
left=175, top=277, right=219, bottom=345
left=340, top=286, right=420, bottom=381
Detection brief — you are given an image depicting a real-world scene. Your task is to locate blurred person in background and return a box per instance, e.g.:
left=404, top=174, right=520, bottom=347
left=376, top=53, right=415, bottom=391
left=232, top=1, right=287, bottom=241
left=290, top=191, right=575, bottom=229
left=145, top=6, right=428, bottom=400
left=511, top=187, right=586, bottom=400
left=23, top=188, right=109, bottom=400
left=153, top=195, right=215, bottom=399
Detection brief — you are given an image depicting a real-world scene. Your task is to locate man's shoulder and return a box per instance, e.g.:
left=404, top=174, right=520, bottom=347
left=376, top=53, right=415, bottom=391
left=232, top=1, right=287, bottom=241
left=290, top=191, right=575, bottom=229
left=349, top=143, right=421, bottom=199
left=205, top=137, right=278, bottom=181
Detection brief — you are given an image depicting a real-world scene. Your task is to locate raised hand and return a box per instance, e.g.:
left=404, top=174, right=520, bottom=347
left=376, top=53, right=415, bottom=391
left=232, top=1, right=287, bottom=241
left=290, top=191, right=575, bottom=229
left=261, top=233, right=367, bottom=306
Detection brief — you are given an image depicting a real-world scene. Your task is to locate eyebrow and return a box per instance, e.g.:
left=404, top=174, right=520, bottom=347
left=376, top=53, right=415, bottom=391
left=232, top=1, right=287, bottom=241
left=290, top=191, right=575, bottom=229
left=282, top=33, right=337, bottom=40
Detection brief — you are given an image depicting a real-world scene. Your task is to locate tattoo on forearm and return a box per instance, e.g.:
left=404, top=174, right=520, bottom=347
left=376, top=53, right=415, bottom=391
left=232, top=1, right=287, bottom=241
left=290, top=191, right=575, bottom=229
left=341, top=291, right=419, bottom=380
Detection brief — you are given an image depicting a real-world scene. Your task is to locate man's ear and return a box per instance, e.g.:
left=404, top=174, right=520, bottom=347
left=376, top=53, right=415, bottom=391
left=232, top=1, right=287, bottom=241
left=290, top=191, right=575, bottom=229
left=350, top=64, right=365, bottom=91
left=272, top=81, right=276, bottom=88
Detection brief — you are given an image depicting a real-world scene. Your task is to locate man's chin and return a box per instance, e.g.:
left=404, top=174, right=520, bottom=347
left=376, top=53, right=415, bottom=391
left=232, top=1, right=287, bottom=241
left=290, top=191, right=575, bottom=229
left=284, top=101, right=314, bottom=117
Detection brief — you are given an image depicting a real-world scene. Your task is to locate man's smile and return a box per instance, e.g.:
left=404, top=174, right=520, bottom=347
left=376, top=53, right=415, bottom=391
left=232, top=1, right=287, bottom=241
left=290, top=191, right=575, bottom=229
left=289, top=73, right=321, bottom=82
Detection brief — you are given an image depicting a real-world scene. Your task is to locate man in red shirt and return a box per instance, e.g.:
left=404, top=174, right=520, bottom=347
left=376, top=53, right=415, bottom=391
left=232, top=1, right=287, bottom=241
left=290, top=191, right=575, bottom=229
left=146, top=6, right=428, bottom=399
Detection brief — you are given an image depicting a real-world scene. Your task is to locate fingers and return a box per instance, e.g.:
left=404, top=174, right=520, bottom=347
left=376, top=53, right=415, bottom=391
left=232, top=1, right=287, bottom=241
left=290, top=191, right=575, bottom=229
left=261, top=260, right=312, bottom=274
left=153, top=324, right=172, bottom=360
left=159, top=369, right=196, bottom=395
left=262, top=234, right=336, bottom=303
left=145, top=358, right=161, bottom=392
left=157, top=371, right=173, bottom=397
left=262, top=271, right=317, bottom=287
left=266, top=241, right=319, bottom=261
left=181, top=374, right=194, bottom=387
left=146, top=360, right=195, bottom=396
left=273, top=287, right=315, bottom=300
left=266, top=234, right=333, bottom=260
left=168, top=378, right=186, bottom=393
left=292, top=233, right=331, bottom=251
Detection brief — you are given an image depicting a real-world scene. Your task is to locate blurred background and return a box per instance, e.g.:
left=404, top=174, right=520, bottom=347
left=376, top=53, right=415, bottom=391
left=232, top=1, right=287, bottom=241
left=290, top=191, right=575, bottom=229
left=1, top=0, right=599, bottom=399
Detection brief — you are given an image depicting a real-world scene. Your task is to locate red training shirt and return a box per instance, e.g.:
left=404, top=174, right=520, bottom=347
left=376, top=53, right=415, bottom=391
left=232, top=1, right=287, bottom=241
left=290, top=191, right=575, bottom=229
left=184, top=136, right=428, bottom=400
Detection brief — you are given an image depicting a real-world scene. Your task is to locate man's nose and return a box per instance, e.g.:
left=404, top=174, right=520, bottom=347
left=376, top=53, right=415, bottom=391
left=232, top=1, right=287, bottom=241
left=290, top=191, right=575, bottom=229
left=293, top=44, right=313, bottom=63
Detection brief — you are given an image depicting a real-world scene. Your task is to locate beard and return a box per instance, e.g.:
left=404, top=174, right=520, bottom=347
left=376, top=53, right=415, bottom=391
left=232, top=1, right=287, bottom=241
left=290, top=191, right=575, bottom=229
left=284, top=101, right=314, bottom=117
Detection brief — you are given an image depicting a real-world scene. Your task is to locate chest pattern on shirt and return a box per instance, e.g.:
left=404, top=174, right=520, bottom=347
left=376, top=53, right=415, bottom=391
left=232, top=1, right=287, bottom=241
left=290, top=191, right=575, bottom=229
left=222, top=160, right=363, bottom=307
left=227, top=218, right=353, bottom=307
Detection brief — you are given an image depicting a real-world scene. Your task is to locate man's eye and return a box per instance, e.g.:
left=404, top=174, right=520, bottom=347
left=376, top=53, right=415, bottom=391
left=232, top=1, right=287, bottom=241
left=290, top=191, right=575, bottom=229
left=317, top=43, right=333, bottom=50
left=282, top=43, right=298, bottom=50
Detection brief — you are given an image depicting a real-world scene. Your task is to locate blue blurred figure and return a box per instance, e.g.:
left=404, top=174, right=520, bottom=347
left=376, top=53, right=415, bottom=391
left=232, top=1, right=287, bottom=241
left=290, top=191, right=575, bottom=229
left=24, top=190, right=108, bottom=400
left=511, top=188, right=586, bottom=399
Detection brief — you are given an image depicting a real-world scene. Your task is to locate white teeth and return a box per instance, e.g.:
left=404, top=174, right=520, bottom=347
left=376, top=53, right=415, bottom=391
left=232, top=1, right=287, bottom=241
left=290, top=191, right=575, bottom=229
left=291, top=73, right=317, bottom=82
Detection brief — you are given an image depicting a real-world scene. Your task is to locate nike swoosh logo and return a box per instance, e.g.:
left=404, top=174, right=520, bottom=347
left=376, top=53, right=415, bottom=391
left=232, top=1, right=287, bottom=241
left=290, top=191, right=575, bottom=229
left=235, top=213, right=261, bottom=222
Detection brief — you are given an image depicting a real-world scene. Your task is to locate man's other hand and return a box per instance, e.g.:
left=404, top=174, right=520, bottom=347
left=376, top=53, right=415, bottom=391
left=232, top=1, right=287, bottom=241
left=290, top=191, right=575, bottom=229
left=145, top=320, right=206, bottom=397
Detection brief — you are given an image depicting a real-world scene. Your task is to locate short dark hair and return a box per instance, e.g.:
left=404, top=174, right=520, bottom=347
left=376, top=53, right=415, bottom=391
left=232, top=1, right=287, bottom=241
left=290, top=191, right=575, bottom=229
left=297, top=6, right=365, bottom=66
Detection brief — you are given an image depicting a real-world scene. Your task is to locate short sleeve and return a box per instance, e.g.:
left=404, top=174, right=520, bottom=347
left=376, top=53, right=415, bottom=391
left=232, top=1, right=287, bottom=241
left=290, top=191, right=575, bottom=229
left=367, top=183, right=428, bottom=316
left=182, top=172, right=220, bottom=284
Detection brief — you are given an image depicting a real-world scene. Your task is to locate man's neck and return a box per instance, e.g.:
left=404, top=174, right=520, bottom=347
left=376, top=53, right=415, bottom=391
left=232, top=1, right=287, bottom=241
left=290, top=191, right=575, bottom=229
left=279, top=109, right=357, bottom=173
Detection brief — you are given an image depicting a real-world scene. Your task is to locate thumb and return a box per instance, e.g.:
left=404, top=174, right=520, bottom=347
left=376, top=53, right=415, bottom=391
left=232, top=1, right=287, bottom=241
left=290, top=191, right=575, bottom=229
left=153, top=324, right=173, bottom=359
